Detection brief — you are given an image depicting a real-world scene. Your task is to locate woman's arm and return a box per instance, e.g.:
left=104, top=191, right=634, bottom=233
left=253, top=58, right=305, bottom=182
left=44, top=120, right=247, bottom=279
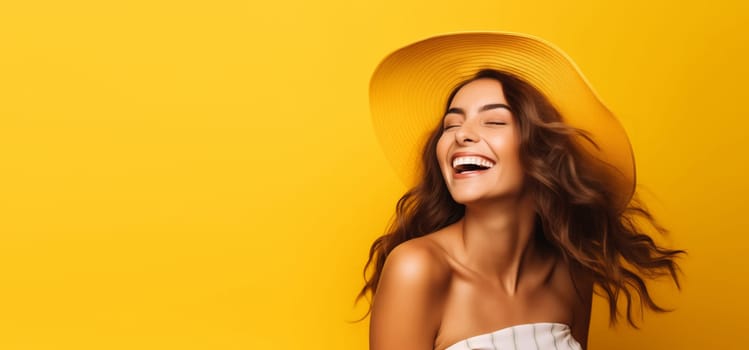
left=369, top=240, right=450, bottom=350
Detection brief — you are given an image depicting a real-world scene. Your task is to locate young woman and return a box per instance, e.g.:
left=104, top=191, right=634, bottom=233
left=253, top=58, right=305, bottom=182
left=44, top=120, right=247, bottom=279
left=357, top=32, right=684, bottom=350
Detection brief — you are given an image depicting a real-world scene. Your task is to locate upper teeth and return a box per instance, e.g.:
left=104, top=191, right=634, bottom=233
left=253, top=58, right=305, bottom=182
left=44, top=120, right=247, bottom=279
left=452, top=156, right=495, bottom=168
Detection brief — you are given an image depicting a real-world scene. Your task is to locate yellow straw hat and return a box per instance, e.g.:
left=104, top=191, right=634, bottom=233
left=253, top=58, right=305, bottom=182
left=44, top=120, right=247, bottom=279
left=369, top=31, right=635, bottom=209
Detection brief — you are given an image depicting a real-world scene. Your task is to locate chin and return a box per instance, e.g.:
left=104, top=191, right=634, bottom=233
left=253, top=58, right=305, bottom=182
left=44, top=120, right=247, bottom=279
left=449, top=189, right=522, bottom=206
left=448, top=191, right=490, bottom=205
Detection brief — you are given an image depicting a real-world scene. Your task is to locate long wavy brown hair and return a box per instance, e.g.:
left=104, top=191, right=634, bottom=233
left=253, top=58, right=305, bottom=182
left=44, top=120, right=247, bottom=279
left=356, top=69, right=685, bottom=327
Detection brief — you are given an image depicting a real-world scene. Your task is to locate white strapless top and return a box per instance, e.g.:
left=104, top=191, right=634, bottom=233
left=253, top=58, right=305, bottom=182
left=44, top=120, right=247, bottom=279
left=444, top=322, right=582, bottom=350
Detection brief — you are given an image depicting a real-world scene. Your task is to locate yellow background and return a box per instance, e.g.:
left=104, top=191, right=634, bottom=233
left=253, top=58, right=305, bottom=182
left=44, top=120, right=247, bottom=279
left=1, top=0, right=747, bottom=349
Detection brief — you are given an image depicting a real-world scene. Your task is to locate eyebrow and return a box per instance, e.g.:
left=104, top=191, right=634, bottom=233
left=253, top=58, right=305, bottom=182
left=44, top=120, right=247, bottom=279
left=443, top=103, right=512, bottom=118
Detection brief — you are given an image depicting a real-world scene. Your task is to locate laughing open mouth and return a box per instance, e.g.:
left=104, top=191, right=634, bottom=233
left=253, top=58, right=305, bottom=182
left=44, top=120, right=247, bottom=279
left=452, top=156, right=495, bottom=174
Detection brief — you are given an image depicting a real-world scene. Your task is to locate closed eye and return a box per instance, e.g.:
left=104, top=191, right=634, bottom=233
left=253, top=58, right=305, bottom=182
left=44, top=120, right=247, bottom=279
left=486, top=122, right=507, bottom=125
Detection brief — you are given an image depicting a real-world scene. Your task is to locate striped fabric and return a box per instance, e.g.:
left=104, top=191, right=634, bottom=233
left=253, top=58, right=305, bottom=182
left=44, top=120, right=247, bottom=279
left=444, top=322, right=582, bottom=350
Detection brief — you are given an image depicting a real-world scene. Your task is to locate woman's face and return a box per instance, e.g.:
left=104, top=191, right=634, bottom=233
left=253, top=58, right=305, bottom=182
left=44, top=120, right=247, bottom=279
left=436, top=78, right=525, bottom=205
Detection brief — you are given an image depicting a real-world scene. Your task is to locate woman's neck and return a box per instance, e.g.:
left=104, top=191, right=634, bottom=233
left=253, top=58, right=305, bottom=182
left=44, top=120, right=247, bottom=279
left=458, top=193, right=539, bottom=295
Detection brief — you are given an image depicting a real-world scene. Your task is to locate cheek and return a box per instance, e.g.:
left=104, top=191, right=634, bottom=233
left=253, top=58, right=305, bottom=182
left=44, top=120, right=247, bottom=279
left=488, top=137, right=515, bottom=156
left=489, top=138, right=523, bottom=173
left=508, top=148, right=526, bottom=178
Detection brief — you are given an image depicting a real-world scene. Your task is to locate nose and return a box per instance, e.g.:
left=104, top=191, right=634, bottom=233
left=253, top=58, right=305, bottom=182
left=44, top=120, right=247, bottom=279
left=455, top=120, right=479, bottom=144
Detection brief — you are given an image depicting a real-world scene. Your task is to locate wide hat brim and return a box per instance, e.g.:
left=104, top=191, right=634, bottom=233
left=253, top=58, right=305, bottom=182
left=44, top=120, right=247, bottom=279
left=369, top=31, right=635, bottom=210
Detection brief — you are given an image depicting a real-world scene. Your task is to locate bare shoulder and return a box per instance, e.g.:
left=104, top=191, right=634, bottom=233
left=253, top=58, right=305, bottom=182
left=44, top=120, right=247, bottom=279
left=382, top=237, right=452, bottom=287
left=370, top=236, right=453, bottom=350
